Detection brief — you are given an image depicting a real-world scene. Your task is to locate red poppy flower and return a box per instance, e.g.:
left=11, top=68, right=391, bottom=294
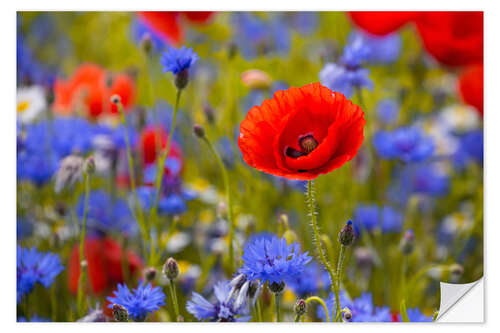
left=68, top=237, right=142, bottom=294
left=415, top=12, right=483, bottom=67
left=140, top=126, right=183, bottom=167
left=238, top=82, right=366, bottom=180
left=53, top=64, right=135, bottom=118
left=458, top=65, right=483, bottom=115
left=138, top=11, right=214, bottom=46
left=348, top=11, right=419, bottom=36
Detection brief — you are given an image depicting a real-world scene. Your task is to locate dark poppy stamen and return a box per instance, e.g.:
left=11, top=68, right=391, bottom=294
left=299, top=135, right=319, bottom=154
left=285, top=147, right=306, bottom=158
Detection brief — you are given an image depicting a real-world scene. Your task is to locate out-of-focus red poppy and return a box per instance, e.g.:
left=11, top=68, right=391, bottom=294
left=415, top=12, right=483, bottom=67
left=53, top=64, right=135, bottom=118
left=458, top=65, right=483, bottom=115
left=68, top=237, right=142, bottom=295
left=140, top=126, right=184, bottom=167
left=138, top=11, right=214, bottom=46
left=238, top=82, right=365, bottom=180
left=348, top=11, right=419, bottom=36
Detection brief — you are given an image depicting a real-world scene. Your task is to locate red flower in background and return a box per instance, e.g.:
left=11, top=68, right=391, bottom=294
left=68, top=237, right=142, bottom=294
left=415, top=12, right=483, bottom=67
left=140, top=126, right=184, bottom=167
left=138, top=11, right=214, bottom=46
left=53, top=64, right=135, bottom=118
left=458, top=65, right=484, bottom=115
left=238, top=82, right=365, bottom=180
left=348, top=11, right=419, bottom=36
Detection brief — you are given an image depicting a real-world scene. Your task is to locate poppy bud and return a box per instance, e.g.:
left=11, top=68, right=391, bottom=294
left=203, top=103, right=215, bottom=124
left=163, top=257, right=180, bottom=280
left=400, top=229, right=415, bottom=255
left=338, top=220, right=355, bottom=246
left=112, top=303, right=129, bottom=322
left=175, top=69, right=189, bottom=90
left=140, top=33, right=153, bottom=56
left=342, top=307, right=352, bottom=321
left=144, top=267, right=157, bottom=282
left=83, top=156, right=95, bottom=176
left=269, top=281, right=285, bottom=294
left=294, top=299, right=307, bottom=316
left=193, top=124, right=206, bottom=139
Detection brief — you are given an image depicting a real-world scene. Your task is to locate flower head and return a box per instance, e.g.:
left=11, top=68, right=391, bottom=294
left=353, top=204, right=403, bottom=234
left=458, top=65, right=483, bottom=116
left=17, top=246, right=64, bottom=303
left=107, top=282, right=166, bottom=321
left=373, top=126, right=434, bottom=162
left=239, top=235, right=311, bottom=285
left=186, top=281, right=250, bottom=322
left=318, top=291, right=391, bottom=322
left=160, top=46, right=198, bottom=75
left=17, top=85, right=47, bottom=124
left=376, top=99, right=400, bottom=124
left=319, top=63, right=373, bottom=99
left=238, top=82, right=365, bottom=180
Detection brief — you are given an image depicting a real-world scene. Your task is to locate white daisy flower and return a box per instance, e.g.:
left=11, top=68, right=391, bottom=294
left=17, top=86, right=47, bottom=124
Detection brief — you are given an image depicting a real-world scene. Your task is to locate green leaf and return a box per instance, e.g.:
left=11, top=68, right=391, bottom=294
left=400, top=299, right=410, bottom=322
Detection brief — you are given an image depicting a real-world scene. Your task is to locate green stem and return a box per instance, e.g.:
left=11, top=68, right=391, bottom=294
left=117, top=100, right=149, bottom=260
left=274, top=293, right=281, bottom=322
left=168, top=279, right=180, bottom=321
left=305, top=296, right=330, bottom=323
left=306, top=180, right=340, bottom=321
left=255, top=298, right=263, bottom=322
left=149, top=89, right=182, bottom=265
left=335, top=245, right=346, bottom=321
left=77, top=173, right=90, bottom=317
left=202, top=135, right=235, bottom=272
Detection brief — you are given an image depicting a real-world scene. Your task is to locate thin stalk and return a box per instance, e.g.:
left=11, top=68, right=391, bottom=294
left=201, top=135, right=236, bottom=272
left=335, top=245, right=346, bottom=321
left=305, top=296, right=330, bottom=323
left=306, top=180, right=340, bottom=321
left=77, top=173, right=90, bottom=317
left=168, top=279, right=180, bottom=321
left=255, top=299, right=263, bottom=322
left=274, top=293, right=281, bottom=322
left=117, top=100, right=149, bottom=259
left=149, top=89, right=182, bottom=264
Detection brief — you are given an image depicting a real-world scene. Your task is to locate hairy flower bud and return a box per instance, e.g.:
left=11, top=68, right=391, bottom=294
left=140, top=33, right=153, bottom=56
left=338, top=220, right=355, bottom=246
left=193, top=124, right=205, bottom=139
left=400, top=229, right=415, bottom=255
left=294, top=299, right=307, bottom=316
left=83, top=156, right=96, bottom=176
left=203, top=103, right=215, bottom=124
left=144, top=267, right=157, bottom=282
left=163, top=257, right=180, bottom=280
left=112, top=303, right=129, bottom=322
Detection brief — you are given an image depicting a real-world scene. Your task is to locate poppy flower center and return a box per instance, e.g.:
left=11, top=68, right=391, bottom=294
left=285, top=134, right=319, bottom=158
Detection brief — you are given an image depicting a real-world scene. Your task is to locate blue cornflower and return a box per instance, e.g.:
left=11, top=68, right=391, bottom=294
left=159, top=194, right=187, bottom=215
left=353, top=204, right=403, bottom=234
left=460, top=130, right=483, bottom=164
left=286, top=260, right=330, bottom=296
left=17, top=246, right=64, bottom=303
left=373, top=126, right=434, bottom=162
left=160, top=46, right=198, bottom=75
left=319, top=63, right=373, bottom=99
left=405, top=308, right=433, bottom=322
left=318, top=292, right=391, bottom=322
left=376, top=99, right=400, bottom=124
left=239, top=235, right=312, bottom=285
left=348, top=31, right=402, bottom=64
left=292, top=12, right=318, bottom=35
left=186, top=281, right=251, bottom=322
left=17, top=315, right=51, bottom=322
left=76, top=190, right=137, bottom=236
left=107, top=282, right=166, bottom=321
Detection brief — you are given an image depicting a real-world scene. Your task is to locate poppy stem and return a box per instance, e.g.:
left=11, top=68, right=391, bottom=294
left=306, top=180, right=341, bottom=321
left=77, top=172, right=90, bottom=317
left=168, top=279, right=180, bottom=322
left=305, top=296, right=330, bottom=322
left=115, top=98, right=149, bottom=261
left=149, top=88, right=182, bottom=265
left=201, top=135, right=236, bottom=273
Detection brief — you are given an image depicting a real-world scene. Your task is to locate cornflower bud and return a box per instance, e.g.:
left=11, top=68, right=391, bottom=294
left=83, top=156, right=95, bottom=176
left=144, top=267, right=157, bottom=282
left=203, top=103, right=215, bottom=124
left=175, top=69, right=189, bottom=90
left=193, top=124, right=206, bottom=139
left=400, top=229, right=415, bottom=255
left=338, top=220, right=355, bottom=246
left=163, top=257, right=180, bottom=280
left=112, top=303, right=129, bottom=322
left=140, top=33, right=153, bottom=56
left=269, top=281, right=285, bottom=294
left=342, top=307, right=352, bottom=321
left=294, top=299, right=307, bottom=316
